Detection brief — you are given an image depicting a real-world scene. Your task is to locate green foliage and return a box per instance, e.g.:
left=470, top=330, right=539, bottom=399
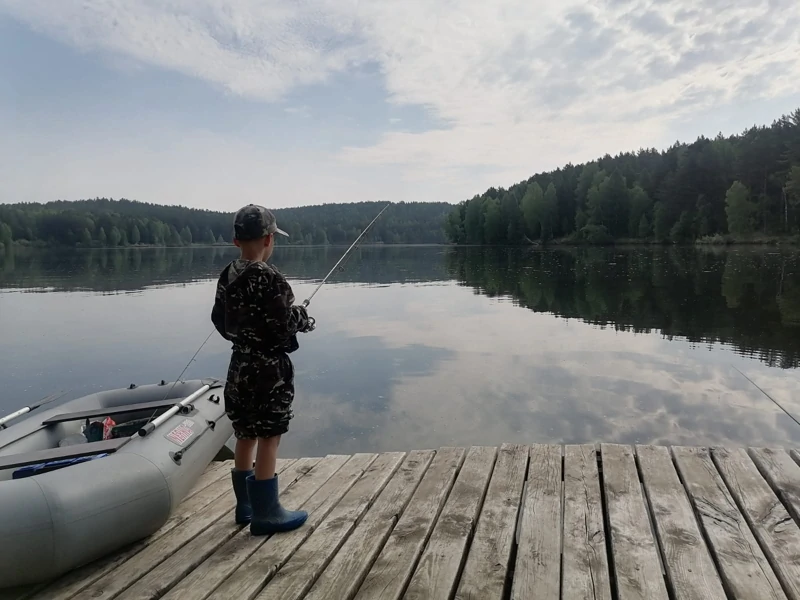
left=579, top=224, right=613, bottom=244
left=653, top=202, right=670, bottom=241
left=465, top=196, right=485, bottom=244
left=180, top=226, right=193, bottom=245
left=80, top=228, right=92, bottom=247
left=521, top=182, right=543, bottom=240
left=109, top=226, right=122, bottom=247
left=0, top=222, right=12, bottom=249
left=130, top=224, right=141, bottom=245
left=638, top=214, right=651, bottom=239
left=445, top=106, right=800, bottom=244
left=98, top=227, right=107, bottom=245
left=629, top=186, right=652, bottom=237
left=483, top=198, right=504, bottom=244
left=725, top=181, right=757, bottom=235
left=670, top=211, right=694, bottom=243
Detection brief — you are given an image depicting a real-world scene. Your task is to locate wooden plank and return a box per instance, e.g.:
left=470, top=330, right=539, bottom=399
left=454, top=443, right=528, bottom=600
left=302, top=450, right=437, bottom=600
left=26, top=458, right=295, bottom=600
left=184, top=460, right=232, bottom=500
left=247, top=452, right=406, bottom=600
left=636, top=445, right=727, bottom=600
left=673, top=446, right=786, bottom=600
left=165, top=453, right=377, bottom=600
left=562, top=444, right=612, bottom=600
left=750, top=448, right=800, bottom=526
left=511, top=444, right=562, bottom=600
left=600, top=444, right=669, bottom=600
left=114, top=457, right=326, bottom=600
left=73, top=459, right=308, bottom=600
left=353, top=447, right=466, bottom=600
left=403, top=446, right=497, bottom=600
left=712, top=446, right=800, bottom=599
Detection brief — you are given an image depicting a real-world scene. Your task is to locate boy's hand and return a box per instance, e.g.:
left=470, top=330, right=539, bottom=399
left=294, top=305, right=315, bottom=333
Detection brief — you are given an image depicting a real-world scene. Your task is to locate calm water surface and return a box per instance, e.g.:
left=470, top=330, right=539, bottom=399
left=1, top=245, right=799, bottom=457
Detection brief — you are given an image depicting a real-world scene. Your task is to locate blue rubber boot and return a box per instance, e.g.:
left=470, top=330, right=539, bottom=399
left=246, top=474, right=308, bottom=536
left=231, top=468, right=254, bottom=525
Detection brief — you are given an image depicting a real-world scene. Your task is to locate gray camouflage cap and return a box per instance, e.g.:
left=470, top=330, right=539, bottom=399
left=233, top=204, right=288, bottom=241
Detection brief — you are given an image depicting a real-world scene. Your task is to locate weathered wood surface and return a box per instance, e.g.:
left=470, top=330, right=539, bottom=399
left=636, top=445, right=727, bottom=600
left=17, top=443, right=800, bottom=600
left=302, top=450, right=436, bottom=600
left=712, top=446, right=800, bottom=600
left=511, top=444, right=562, bottom=600
left=561, top=444, right=612, bottom=600
left=600, top=444, right=669, bottom=600
left=352, top=447, right=465, bottom=600
left=403, top=446, right=497, bottom=600
left=673, top=446, right=787, bottom=600
left=750, top=447, right=800, bottom=528
left=454, top=443, right=528, bottom=600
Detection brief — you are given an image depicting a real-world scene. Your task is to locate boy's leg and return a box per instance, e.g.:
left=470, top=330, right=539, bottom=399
left=234, top=438, right=257, bottom=471
left=254, top=435, right=280, bottom=480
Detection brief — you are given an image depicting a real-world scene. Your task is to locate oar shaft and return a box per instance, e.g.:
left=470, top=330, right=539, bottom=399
left=137, top=384, right=211, bottom=437
left=0, top=406, right=31, bottom=428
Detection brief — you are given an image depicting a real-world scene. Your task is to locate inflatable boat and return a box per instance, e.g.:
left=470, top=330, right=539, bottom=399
left=0, top=378, right=233, bottom=588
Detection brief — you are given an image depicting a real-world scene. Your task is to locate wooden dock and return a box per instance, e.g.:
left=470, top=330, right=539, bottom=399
left=9, top=443, right=800, bottom=600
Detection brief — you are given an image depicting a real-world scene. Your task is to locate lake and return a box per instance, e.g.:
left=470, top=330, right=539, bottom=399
left=1, top=245, right=799, bottom=457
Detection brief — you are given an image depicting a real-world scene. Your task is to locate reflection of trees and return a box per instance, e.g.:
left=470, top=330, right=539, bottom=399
left=0, top=246, right=451, bottom=293
left=3, top=245, right=799, bottom=369
left=445, top=247, right=800, bottom=369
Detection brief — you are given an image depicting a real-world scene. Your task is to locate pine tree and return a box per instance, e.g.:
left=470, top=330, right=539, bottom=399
left=180, top=226, right=193, bottom=245
left=109, top=226, right=122, bottom=247
left=0, top=222, right=12, bottom=250
left=725, top=181, right=757, bottom=235
left=638, top=214, right=651, bottom=239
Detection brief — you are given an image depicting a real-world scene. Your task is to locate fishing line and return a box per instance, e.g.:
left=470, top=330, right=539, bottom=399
left=731, top=363, right=800, bottom=430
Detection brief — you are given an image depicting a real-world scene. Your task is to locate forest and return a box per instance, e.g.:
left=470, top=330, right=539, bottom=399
left=0, top=199, right=451, bottom=249
left=445, top=108, right=800, bottom=245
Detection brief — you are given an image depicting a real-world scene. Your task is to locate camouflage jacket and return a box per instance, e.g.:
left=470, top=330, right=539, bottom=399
left=211, top=259, right=310, bottom=355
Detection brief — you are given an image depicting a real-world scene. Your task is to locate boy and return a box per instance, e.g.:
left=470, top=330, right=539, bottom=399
left=211, top=204, right=314, bottom=535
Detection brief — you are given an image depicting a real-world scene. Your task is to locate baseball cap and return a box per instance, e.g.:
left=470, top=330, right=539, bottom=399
left=233, top=204, right=289, bottom=241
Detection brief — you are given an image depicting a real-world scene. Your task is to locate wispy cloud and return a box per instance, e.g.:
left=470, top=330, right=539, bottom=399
left=1, top=0, right=799, bottom=203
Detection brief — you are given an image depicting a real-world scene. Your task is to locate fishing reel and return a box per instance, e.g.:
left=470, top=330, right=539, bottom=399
left=304, top=315, right=316, bottom=333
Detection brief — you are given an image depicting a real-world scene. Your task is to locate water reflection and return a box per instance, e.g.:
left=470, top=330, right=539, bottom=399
left=1, top=245, right=799, bottom=455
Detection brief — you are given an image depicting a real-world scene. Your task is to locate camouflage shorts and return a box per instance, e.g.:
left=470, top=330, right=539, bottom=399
left=224, top=350, right=295, bottom=439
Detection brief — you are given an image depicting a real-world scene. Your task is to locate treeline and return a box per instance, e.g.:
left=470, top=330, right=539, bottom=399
left=445, top=108, right=800, bottom=245
left=0, top=199, right=451, bottom=249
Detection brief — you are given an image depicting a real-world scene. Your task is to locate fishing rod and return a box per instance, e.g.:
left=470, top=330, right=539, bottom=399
left=731, top=364, right=800, bottom=429
left=158, top=201, right=392, bottom=400
left=302, top=202, right=391, bottom=308
left=0, top=391, right=67, bottom=429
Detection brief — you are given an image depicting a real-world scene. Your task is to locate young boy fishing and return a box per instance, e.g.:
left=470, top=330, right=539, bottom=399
left=211, top=204, right=314, bottom=535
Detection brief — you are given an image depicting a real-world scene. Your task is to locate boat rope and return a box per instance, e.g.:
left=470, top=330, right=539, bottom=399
left=731, top=363, right=800, bottom=430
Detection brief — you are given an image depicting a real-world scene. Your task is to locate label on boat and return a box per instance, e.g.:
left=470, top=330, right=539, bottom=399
left=165, top=418, right=196, bottom=446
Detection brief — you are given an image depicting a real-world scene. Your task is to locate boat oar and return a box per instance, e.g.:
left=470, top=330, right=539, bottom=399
left=0, top=391, right=67, bottom=429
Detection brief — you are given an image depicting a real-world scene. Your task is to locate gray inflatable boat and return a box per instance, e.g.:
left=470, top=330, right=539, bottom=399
left=0, top=378, right=233, bottom=588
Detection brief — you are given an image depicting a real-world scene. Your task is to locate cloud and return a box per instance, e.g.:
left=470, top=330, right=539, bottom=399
left=2, top=0, right=800, bottom=200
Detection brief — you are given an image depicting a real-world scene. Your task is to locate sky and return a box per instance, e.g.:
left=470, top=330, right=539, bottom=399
left=1, top=0, right=799, bottom=212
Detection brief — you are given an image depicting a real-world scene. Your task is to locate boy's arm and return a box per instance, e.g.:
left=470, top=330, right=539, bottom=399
left=211, top=280, right=232, bottom=340
left=260, top=269, right=311, bottom=338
